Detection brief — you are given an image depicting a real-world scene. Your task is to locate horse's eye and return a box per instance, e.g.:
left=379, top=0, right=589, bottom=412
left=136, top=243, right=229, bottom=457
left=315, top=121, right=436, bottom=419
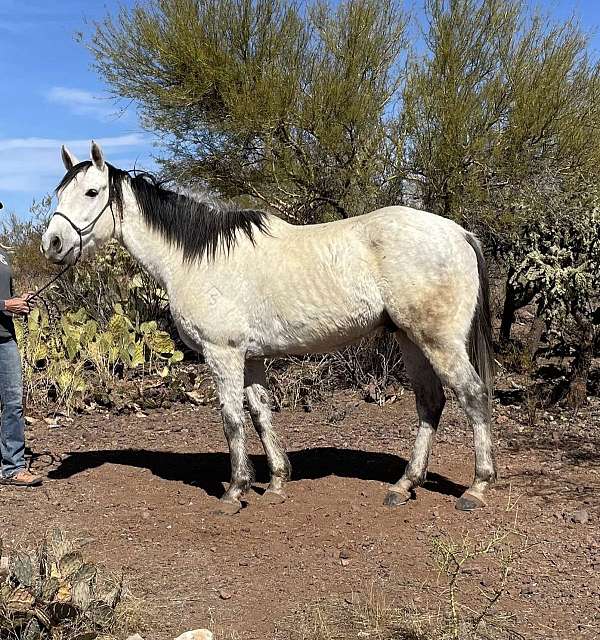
left=85, top=189, right=98, bottom=198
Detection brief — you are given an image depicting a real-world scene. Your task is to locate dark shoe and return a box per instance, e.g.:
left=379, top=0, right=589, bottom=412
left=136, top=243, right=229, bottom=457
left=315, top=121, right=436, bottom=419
left=0, top=470, right=42, bottom=487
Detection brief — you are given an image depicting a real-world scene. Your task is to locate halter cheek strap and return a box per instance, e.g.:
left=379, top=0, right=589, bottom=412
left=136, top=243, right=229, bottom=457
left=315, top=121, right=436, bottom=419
left=52, top=198, right=116, bottom=258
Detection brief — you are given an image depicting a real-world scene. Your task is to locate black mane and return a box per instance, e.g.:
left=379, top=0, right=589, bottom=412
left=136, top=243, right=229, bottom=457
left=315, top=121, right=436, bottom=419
left=56, top=161, right=270, bottom=263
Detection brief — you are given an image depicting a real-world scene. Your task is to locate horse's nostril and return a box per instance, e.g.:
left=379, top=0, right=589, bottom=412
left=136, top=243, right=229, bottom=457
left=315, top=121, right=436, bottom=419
left=51, top=235, right=62, bottom=253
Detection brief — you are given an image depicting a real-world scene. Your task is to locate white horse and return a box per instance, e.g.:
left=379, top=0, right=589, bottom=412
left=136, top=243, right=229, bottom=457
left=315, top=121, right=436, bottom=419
left=42, top=141, right=496, bottom=515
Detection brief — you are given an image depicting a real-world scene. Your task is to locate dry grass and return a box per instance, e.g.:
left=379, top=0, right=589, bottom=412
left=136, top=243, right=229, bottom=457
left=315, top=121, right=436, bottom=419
left=283, top=522, right=532, bottom=640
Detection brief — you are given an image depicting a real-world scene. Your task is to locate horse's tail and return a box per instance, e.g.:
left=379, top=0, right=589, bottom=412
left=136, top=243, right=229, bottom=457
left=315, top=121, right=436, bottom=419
left=464, top=233, right=494, bottom=402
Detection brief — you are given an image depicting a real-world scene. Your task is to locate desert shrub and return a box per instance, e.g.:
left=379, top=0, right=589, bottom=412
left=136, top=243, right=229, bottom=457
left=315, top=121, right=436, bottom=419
left=0, top=529, right=134, bottom=639
left=267, top=333, right=406, bottom=410
left=289, top=523, right=530, bottom=640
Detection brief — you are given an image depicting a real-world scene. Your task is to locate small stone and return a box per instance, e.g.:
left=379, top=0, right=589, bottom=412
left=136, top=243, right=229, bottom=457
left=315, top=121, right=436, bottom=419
left=571, top=510, right=589, bottom=524
left=219, top=589, right=232, bottom=600
left=339, top=549, right=351, bottom=560
left=174, top=631, right=214, bottom=640
left=340, top=558, right=350, bottom=567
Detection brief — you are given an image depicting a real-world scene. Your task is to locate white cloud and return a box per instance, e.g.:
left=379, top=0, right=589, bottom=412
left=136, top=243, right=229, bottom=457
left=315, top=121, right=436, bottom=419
left=45, top=87, right=128, bottom=122
left=0, top=134, right=154, bottom=195
left=0, top=134, right=148, bottom=152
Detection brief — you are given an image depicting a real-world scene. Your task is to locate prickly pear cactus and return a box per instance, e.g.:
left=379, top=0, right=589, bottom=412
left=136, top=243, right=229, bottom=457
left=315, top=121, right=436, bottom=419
left=0, top=531, right=129, bottom=639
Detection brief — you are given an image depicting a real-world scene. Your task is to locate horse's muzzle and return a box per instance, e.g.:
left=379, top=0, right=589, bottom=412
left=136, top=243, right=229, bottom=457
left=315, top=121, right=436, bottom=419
left=41, top=231, right=75, bottom=265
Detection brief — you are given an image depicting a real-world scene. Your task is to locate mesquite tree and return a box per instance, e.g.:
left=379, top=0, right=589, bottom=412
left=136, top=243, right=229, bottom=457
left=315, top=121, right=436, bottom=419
left=90, top=0, right=408, bottom=222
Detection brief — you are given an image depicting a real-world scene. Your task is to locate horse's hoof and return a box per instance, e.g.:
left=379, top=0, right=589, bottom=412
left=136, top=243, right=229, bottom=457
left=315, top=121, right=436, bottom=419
left=455, top=493, right=485, bottom=511
left=262, top=489, right=287, bottom=505
left=383, top=489, right=411, bottom=507
left=213, top=499, right=242, bottom=516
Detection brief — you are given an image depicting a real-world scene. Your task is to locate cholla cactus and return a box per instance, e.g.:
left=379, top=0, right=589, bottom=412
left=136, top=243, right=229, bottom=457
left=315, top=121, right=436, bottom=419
left=508, top=207, right=599, bottom=331
left=0, top=529, right=127, bottom=639
left=505, top=186, right=599, bottom=402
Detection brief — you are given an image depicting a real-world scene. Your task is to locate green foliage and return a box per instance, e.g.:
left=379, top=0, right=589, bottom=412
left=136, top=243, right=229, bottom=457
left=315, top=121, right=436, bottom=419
left=506, top=182, right=599, bottom=337
left=90, top=0, right=408, bottom=222
left=402, top=0, right=600, bottom=237
left=90, top=0, right=600, bottom=235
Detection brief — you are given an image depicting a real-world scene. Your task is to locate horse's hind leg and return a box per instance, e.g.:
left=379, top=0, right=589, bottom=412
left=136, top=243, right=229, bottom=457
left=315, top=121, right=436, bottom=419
left=384, top=332, right=446, bottom=506
left=203, top=344, right=253, bottom=515
left=244, top=359, right=291, bottom=503
left=420, top=341, right=496, bottom=511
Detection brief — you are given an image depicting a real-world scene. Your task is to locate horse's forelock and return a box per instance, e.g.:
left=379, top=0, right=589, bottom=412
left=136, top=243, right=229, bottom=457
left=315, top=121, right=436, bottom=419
left=55, top=160, right=93, bottom=194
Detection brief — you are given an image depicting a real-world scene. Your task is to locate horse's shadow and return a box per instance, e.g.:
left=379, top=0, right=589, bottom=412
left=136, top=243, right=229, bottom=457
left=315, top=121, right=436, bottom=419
left=48, top=447, right=465, bottom=500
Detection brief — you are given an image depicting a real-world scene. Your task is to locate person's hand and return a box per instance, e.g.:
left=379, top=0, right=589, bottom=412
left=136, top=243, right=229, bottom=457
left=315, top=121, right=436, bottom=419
left=4, top=297, right=32, bottom=315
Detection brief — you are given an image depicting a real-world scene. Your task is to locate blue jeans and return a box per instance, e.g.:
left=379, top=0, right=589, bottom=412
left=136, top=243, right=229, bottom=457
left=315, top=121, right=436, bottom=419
left=0, top=338, right=25, bottom=477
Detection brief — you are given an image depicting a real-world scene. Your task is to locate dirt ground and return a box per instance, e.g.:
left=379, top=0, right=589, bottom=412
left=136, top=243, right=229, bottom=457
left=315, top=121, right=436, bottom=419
left=1, top=386, right=598, bottom=639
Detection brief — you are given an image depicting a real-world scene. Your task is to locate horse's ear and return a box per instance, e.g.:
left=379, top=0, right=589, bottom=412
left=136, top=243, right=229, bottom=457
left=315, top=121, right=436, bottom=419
left=90, top=140, right=105, bottom=171
left=61, top=145, right=78, bottom=171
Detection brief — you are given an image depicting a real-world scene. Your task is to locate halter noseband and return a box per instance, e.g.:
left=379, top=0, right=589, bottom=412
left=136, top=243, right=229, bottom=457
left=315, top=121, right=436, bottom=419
left=28, top=189, right=118, bottom=303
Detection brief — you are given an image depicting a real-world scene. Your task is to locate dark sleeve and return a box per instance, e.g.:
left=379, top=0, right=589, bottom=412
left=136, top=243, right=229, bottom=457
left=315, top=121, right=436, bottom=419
left=0, top=278, right=13, bottom=311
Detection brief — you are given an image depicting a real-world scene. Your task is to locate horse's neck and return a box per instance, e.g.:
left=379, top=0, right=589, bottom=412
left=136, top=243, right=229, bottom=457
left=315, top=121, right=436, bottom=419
left=118, top=188, right=183, bottom=291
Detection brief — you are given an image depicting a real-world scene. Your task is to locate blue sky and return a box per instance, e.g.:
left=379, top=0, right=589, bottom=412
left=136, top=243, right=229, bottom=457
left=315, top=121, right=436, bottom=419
left=0, top=0, right=599, bottom=218
left=0, top=0, right=154, bottom=217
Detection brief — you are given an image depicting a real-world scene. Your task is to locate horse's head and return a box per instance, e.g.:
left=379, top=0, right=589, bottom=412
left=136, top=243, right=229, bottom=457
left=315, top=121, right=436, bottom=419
left=41, top=141, right=117, bottom=264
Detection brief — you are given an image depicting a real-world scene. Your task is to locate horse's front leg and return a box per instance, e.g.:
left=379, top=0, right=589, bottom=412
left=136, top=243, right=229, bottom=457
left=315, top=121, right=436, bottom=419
left=204, top=344, right=253, bottom=515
